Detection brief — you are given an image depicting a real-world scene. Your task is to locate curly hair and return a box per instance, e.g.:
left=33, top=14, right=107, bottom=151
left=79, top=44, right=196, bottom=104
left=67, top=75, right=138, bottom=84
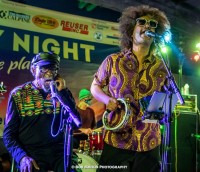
left=118, top=5, right=171, bottom=50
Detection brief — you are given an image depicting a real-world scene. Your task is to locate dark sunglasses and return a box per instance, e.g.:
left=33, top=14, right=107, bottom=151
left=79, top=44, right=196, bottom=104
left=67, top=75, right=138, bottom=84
left=84, top=98, right=92, bottom=104
left=38, top=65, right=58, bottom=75
left=136, top=18, right=158, bottom=28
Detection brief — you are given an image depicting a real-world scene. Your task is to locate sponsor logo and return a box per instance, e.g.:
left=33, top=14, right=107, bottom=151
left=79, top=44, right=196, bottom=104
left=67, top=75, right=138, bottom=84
left=113, top=40, right=120, bottom=45
left=0, top=10, right=7, bottom=19
left=112, top=33, right=120, bottom=38
left=91, top=23, right=109, bottom=30
left=32, top=15, right=59, bottom=29
left=94, top=31, right=103, bottom=41
left=60, top=20, right=89, bottom=35
left=111, top=26, right=119, bottom=31
left=0, top=10, right=30, bottom=22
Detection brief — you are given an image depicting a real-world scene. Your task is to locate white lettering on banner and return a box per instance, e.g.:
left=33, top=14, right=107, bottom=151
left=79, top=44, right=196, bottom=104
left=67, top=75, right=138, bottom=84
left=13, top=33, right=30, bottom=52
left=8, top=11, right=30, bottom=22
left=33, top=36, right=39, bottom=54
left=63, top=42, right=94, bottom=62
left=41, top=38, right=60, bottom=54
left=0, top=30, right=4, bottom=36
left=0, top=61, right=4, bottom=70
left=13, top=33, right=95, bottom=62
left=63, top=42, right=78, bottom=60
left=7, top=56, right=30, bottom=74
left=80, top=44, right=95, bottom=62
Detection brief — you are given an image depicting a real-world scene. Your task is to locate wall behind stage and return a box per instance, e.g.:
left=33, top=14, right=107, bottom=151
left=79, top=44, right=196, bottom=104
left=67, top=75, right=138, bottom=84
left=0, top=0, right=120, bottom=123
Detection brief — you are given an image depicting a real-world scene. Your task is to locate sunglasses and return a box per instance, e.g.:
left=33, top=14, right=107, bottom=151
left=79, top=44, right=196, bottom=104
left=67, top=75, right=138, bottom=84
left=136, top=18, right=158, bottom=28
left=84, top=99, right=92, bottom=104
left=38, top=65, right=58, bottom=75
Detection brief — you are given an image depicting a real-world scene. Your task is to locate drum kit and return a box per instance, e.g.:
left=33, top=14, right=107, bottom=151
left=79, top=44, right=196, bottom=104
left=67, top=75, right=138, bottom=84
left=74, top=127, right=104, bottom=171
left=74, top=98, right=132, bottom=170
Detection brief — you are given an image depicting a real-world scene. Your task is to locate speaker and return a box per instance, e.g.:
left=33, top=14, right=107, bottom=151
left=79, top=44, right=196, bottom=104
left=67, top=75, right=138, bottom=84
left=170, top=112, right=199, bottom=172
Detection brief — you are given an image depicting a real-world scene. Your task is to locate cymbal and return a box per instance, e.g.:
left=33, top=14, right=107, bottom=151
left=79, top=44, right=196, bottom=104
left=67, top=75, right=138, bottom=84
left=92, top=126, right=104, bottom=132
left=73, top=132, right=87, bottom=136
left=73, top=127, right=104, bottom=135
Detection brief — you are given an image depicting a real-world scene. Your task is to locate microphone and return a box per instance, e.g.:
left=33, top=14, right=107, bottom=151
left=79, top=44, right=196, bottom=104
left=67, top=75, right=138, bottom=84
left=49, top=81, right=81, bottom=128
left=50, top=81, right=58, bottom=100
left=145, top=30, right=162, bottom=38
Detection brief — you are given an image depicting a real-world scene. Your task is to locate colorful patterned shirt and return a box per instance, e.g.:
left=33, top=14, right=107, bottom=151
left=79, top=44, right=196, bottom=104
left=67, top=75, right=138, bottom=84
left=3, top=82, right=80, bottom=165
left=94, top=49, right=168, bottom=152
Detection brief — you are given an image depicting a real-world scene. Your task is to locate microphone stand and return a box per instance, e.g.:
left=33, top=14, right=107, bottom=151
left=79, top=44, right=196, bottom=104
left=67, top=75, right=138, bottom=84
left=154, top=39, right=185, bottom=172
left=63, top=113, right=73, bottom=172
left=51, top=89, right=81, bottom=172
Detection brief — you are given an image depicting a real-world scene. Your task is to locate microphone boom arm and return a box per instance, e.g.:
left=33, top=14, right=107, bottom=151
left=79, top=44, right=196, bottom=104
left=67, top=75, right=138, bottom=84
left=57, top=96, right=81, bottom=128
left=50, top=81, right=81, bottom=128
left=154, top=41, right=185, bottom=105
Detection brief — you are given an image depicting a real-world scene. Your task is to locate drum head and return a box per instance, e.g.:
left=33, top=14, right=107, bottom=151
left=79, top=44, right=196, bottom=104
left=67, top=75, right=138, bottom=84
left=103, top=98, right=133, bottom=132
left=76, top=153, right=98, bottom=172
left=104, top=105, right=126, bottom=130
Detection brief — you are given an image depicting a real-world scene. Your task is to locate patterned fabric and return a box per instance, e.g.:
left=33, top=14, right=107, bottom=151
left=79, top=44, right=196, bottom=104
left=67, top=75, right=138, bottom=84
left=3, top=81, right=81, bottom=169
left=11, top=82, right=61, bottom=117
left=94, top=49, right=168, bottom=152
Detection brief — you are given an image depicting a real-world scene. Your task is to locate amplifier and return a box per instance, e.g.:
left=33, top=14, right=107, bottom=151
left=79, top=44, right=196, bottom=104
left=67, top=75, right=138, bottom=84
left=175, top=94, right=197, bottom=113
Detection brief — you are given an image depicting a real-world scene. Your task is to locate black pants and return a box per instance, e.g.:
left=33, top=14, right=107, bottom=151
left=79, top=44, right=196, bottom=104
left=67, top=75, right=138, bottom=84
left=97, top=142, right=161, bottom=172
left=16, top=146, right=81, bottom=172
left=30, top=153, right=80, bottom=172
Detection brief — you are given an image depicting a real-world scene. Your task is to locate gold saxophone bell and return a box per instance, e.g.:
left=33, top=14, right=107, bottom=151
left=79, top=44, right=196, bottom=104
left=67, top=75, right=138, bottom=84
left=102, top=98, right=131, bottom=132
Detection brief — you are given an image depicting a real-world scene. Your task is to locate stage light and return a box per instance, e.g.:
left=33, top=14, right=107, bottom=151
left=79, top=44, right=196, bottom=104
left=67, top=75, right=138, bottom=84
left=78, top=0, right=96, bottom=11
left=197, top=68, right=200, bottom=76
left=161, top=46, right=168, bottom=53
left=86, top=4, right=96, bottom=11
left=163, top=31, right=172, bottom=43
left=78, top=0, right=87, bottom=9
left=190, top=51, right=200, bottom=62
left=159, top=43, right=169, bottom=54
left=160, top=124, right=165, bottom=135
left=193, top=54, right=200, bottom=62
left=196, top=43, right=200, bottom=49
